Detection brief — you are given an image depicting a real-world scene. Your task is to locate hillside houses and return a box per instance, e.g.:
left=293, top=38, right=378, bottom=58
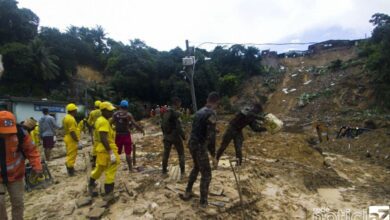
left=260, top=39, right=363, bottom=59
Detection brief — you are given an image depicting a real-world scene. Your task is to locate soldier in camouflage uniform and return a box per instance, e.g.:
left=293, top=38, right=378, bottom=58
left=161, top=97, right=186, bottom=177
left=216, top=103, right=266, bottom=166
left=180, top=92, right=220, bottom=207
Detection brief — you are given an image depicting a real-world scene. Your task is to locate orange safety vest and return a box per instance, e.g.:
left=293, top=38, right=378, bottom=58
left=0, top=129, right=42, bottom=184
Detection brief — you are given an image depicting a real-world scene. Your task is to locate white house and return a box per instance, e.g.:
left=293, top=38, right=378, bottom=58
left=0, top=97, right=84, bottom=127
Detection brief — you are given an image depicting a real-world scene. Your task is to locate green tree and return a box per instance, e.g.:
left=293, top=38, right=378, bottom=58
left=0, top=0, right=39, bottom=44
left=30, top=38, right=59, bottom=80
left=0, top=42, right=36, bottom=95
left=218, top=73, right=240, bottom=97
left=363, top=13, right=390, bottom=109
left=0, top=1, right=269, bottom=106
left=39, top=27, right=78, bottom=79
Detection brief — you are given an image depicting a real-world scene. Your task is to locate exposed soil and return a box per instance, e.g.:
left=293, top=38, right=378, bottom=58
left=4, top=46, right=390, bottom=220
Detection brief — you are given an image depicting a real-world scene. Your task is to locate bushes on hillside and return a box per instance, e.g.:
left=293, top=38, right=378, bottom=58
left=362, top=13, right=390, bottom=109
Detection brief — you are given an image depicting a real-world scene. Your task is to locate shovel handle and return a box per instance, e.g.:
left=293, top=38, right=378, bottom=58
left=133, top=143, right=136, bottom=166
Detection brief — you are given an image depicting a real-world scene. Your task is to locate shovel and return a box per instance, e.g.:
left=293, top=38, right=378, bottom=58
left=229, top=160, right=246, bottom=220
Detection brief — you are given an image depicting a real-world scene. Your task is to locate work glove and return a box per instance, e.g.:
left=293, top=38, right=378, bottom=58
left=109, top=151, right=117, bottom=164
left=78, top=143, right=83, bottom=150
left=30, top=170, right=45, bottom=184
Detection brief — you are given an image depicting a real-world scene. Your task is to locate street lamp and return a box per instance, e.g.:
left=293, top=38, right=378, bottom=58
left=0, top=54, right=4, bottom=79
left=182, top=41, right=213, bottom=113
left=182, top=56, right=197, bottom=112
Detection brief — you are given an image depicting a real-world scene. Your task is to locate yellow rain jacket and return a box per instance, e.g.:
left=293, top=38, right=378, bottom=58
left=63, top=114, right=79, bottom=168
left=88, top=109, right=101, bottom=156
left=90, top=116, right=119, bottom=184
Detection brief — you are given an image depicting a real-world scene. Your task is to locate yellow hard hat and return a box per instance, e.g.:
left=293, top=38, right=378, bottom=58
left=99, top=101, right=116, bottom=111
left=94, top=100, right=102, bottom=108
left=66, top=103, right=78, bottom=112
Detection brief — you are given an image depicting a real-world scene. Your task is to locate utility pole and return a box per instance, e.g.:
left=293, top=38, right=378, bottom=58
left=185, top=40, right=198, bottom=112
left=84, top=89, right=88, bottom=118
left=0, top=54, right=4, bottom=79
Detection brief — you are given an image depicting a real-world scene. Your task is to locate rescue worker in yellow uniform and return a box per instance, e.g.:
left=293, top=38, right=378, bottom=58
left=78, top=118, right=89, bottom=135
left=88, top=102, right=120, bottom=202
left=23, top=118, right=45, bottom=160
left=63, top=103, right=81, bottom=176
left=87, top=100, right=102, bottom=167
left=30, top=123, right=40, bottom=147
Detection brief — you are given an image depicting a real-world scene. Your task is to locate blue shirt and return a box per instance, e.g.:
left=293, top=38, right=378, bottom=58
left=39, top=115, right=59, bottom=137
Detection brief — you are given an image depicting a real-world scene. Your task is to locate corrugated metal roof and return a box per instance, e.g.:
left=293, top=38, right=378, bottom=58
left=0, top=96, right=67, bottom=105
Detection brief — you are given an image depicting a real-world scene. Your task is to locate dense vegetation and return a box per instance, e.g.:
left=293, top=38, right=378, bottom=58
left=1, top=1, right=389, bottom=110
left=361, top=13, right=390, bottom=109
left=0, top=0, right=264, bottom=108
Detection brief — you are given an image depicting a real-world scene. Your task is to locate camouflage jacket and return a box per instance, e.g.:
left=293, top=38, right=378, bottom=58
left=161, top=107, right=185, bottom=141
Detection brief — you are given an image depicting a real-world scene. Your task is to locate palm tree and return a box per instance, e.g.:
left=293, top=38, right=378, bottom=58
left=29, top=38, right=59, bottom=80
left=92, top=25, right=107, bottom=54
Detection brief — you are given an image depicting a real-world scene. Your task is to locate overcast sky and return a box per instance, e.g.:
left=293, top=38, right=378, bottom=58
left=17, top=0, right=390, bottom=52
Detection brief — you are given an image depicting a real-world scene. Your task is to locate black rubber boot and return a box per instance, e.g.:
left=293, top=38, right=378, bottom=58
left=66, top=166, right=75, bottom=176
left=200, top=201, right=208, bottom=208
left=88, top=178, right=96, bottom=186
left=162, top=165, right=168, bottom=178
left=237, top=158, right=242, bottom=166
left=179, top=161, right=185, bottom=179
left=180, top=169, right=185, bottom=180
left=103, top=183, right=115, bottom=202
left=104, top=183, right=114, bottom=194
left=200, top=198, right=208, bottom=208
left=179, top=191, right=194, bottom=201
left=88, top=178, right=98, bottom=197
left=91, top=156, right=97, bottom=168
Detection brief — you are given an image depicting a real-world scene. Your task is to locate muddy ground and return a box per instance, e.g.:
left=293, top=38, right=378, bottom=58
left=4, top=117, right=389, bottom=220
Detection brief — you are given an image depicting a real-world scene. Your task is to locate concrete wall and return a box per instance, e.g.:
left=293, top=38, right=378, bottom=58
left=13, top=103, right=66, bottom=127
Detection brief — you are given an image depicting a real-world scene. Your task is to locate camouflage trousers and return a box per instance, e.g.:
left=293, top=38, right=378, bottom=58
left=186, top=142, right=211, bottom=205
left=162, top=138, right=185, bottom=174
left=216, top=126, right=244, bottom=165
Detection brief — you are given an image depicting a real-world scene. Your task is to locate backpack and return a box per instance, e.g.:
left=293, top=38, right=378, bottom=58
left=16, top=124, right=26, bottom=156
left=0, top=124, right=25, bottom=184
